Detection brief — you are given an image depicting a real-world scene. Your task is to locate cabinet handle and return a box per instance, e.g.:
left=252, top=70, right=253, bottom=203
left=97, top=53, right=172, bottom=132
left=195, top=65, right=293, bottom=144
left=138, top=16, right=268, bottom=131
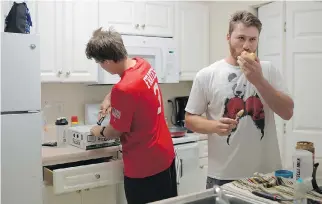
left=57, top=70, right=63, bottom=75
left=95, top=174, right=100, bottom=179
left=84, top=188, right=90, bottom=191
left=135, top=24, right=139, bottom=29
left=66, top=71, right=70, bottom=76
left=30, top=44, right=36, bottom=49
left=76, top=190, right=81, bottom=193
left=180, top=159, right=183, bottom=178
left=141, top=24, right=146, bottom=29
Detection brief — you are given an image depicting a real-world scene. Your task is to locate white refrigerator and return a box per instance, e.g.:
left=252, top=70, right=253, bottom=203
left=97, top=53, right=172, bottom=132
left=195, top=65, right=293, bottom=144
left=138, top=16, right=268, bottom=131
left=1, top=32, right=42, bottom=204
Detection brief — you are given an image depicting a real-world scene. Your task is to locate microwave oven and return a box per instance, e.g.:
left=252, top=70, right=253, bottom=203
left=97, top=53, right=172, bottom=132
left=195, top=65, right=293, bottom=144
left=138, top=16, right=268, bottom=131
left=98, top=35, right=179, bottom=84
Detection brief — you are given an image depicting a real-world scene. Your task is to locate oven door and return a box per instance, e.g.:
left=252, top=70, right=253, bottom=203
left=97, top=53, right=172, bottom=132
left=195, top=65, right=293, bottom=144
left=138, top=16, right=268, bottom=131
left=126, top=46, right=164, bottom=82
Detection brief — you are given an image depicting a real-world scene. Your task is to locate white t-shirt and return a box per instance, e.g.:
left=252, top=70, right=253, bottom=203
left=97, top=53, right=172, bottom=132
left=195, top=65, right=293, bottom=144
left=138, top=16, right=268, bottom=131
left=185, top=59, right=288, bottom=180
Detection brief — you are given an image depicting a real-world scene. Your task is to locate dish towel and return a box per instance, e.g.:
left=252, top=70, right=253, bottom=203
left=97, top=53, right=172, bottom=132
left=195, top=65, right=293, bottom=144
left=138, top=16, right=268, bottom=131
left=221, top=172, right=322, bottom=204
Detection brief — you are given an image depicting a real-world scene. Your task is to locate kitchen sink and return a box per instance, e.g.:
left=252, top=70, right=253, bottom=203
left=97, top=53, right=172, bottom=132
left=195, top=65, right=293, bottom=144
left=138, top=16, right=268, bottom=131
left=150, top=185, right=267, bottom=204
left=185, top=194, right=256, bottom=204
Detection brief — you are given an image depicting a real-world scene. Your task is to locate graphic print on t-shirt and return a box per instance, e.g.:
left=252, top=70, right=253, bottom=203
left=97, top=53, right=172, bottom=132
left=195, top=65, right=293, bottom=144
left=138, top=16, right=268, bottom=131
left=223, top=73, right=265, bottom=145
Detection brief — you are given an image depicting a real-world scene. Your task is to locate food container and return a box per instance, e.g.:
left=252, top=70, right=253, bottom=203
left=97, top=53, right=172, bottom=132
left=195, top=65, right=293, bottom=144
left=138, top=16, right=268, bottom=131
left=169, top=126, right=187, bottom=138
left=296, top=141, right=315, bottom=164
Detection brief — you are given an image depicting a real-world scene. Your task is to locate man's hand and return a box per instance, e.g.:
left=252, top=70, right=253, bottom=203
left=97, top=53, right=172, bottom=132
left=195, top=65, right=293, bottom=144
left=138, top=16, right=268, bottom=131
left=214, top=118, right=238, bottom=136
left=99, top=93, right=111, bottom=119
left=237, top=54, right=264, bottom=86
left=90, top=125, right=103, bottom=137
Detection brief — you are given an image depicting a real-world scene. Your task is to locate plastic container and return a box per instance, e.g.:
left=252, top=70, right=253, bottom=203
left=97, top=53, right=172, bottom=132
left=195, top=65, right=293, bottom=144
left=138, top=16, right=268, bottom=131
left=275, top=170, right=293, bottom=178
left=293, top=177, right=312, bottom=204
left=292, top=149, right=313, bottom=183
left=296, top=141, right=315, bottom=164
left=55, top=117, right=69, bottom=147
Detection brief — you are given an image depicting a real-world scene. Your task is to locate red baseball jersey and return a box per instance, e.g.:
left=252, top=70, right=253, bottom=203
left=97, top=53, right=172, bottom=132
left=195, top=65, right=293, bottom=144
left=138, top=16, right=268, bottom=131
left=109, top=57, right=175, bottom=178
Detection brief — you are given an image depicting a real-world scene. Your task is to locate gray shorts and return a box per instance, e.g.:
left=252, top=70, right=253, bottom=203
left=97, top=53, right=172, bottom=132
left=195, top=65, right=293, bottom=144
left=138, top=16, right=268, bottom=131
left=206, top=177, right=234, bottom=189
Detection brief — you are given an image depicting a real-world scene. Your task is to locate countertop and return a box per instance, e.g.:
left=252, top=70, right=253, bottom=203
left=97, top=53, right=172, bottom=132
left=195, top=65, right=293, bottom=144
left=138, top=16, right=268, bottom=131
left=42, top=133, right=207, bottom=166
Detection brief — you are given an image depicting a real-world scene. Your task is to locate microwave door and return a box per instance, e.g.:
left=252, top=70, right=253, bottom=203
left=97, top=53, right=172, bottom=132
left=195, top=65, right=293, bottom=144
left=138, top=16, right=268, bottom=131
left=126, top=46, right=164, bottom=81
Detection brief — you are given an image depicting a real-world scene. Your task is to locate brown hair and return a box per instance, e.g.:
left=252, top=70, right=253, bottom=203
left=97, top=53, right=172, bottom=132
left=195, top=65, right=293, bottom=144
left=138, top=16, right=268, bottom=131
left=85, top=27, right=127, bottom=63
left=228, top=11, right=262, bottom=35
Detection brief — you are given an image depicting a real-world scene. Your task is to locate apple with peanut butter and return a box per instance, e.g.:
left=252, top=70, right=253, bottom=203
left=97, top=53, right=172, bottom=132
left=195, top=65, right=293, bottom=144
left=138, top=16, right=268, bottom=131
left=241, top=51, right=256, bottom=61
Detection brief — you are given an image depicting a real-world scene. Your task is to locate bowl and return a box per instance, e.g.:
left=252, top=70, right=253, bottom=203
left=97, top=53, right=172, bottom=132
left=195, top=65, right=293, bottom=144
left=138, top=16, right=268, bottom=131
left=168, top=126, right=187, bottom=137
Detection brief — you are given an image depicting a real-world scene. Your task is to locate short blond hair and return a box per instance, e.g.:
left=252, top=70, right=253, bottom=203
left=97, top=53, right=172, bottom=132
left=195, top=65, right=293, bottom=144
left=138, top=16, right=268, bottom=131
left=228, top=11, right=262, bottom=35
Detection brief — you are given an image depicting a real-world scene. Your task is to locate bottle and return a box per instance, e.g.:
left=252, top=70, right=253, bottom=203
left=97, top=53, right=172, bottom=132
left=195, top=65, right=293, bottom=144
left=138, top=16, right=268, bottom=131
left=293, top=178, right=311, bottom=204
left=55, top=117, right=69, bottom=147
left=296, top=141, right=315, bottom=165
left=292, top=149, right=313, bottom=183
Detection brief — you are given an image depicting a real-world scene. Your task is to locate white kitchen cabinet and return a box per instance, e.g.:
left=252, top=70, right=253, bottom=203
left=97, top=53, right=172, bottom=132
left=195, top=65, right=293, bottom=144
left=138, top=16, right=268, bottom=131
left=198, top=157, right=208, bottom=191
left=36, top=1, right=64, bottom=82
left=175, top=2, right=210, bottom=81
left=197, top=140, right=208, bottom=191
left=117, top=183, right=128, bottom=204
left=98, top=1, right=174, bottom=37
left=175, top=142, right=201, bottom=195
left=44, top=185, right=117, bottom=204
left=43, top=158, right=123, bottom=204
left=44, top=186, right=82, bottom=204
left=2, top=1, right=99, bottom=83
left=62, top=0, right=98, bottom=83
left=82, top=186, right=117, bottom=204
left=38, top=0, right=98, bottom=83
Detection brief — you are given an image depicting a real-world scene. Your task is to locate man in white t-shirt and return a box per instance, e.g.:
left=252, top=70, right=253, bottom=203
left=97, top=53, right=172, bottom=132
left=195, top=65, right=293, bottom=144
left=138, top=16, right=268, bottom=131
left=185, top=10, right=294, bottom=187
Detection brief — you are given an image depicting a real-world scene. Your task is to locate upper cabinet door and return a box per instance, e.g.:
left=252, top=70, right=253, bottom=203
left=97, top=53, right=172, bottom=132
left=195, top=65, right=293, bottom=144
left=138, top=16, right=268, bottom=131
left=139, top=2, right=174, bottom=37
left=98, top=1, right=174, bottom=37
left=99, top=1, right=141, bottom=35
left=37, top=1, right=64, bottom=82
left=62, top=1, right=99, bottom=83
left=176, top=2, right=209, bottom=81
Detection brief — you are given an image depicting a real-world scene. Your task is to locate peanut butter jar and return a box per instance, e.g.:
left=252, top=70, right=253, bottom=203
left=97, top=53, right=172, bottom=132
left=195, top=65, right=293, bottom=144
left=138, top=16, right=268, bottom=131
left=296, top=141, right=315, bottom=164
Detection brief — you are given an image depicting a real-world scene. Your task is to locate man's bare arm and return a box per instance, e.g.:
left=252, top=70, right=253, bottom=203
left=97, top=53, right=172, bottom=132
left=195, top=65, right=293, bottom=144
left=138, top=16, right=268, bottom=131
left=185, top=112, right=216, bottom=134
left=255, top=78, right=294, bottom=120
left=185, top=112, right=237, bottom=136
left=103, top=124, right=123, bottom=139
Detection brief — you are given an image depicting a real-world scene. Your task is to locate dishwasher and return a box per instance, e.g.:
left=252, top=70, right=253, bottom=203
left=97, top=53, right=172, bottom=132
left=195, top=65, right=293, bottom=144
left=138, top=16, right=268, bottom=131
left=173, top=134, right=200, bottom=196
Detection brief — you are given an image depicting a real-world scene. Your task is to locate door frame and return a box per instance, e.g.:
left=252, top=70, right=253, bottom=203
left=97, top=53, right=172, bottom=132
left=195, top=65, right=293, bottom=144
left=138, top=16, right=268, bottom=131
left=256, top=1, right=288, bottom=168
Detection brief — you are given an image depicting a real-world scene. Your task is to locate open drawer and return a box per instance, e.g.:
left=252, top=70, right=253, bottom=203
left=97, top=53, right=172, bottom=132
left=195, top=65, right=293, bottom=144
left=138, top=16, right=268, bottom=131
left=43, top=157, right=124, bottom=195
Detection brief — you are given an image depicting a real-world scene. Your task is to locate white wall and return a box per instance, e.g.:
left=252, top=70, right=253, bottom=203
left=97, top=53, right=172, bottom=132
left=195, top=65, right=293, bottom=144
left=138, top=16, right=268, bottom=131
left=42, top=82, right=192, bottom=128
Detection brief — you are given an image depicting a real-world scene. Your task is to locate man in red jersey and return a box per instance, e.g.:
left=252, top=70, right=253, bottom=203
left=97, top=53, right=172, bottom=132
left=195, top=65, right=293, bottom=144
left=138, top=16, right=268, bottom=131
left=85, top=27, right=177, bottom=204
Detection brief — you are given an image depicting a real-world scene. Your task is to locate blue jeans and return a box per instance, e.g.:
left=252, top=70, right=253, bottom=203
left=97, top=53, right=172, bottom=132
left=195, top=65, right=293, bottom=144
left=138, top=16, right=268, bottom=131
left=206, top=177, right=234, bottom=189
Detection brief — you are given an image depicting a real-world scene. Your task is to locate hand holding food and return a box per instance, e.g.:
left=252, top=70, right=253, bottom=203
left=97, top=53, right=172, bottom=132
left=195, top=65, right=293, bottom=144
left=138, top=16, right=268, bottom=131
left=214, top=118, right=238, bottom=136
left=237, top=51, right=264, bottom=86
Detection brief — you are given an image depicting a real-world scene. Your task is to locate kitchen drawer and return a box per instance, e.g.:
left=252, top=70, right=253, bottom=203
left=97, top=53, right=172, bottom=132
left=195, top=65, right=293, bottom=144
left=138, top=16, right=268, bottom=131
left=43, top=157, right=124, bottom=195
left=198, top=140, right=208, bottom=158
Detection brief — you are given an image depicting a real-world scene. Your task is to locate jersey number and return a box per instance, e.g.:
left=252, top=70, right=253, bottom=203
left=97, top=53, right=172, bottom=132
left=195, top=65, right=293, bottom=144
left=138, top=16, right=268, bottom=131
left=153, top=83, right=162, bottom=115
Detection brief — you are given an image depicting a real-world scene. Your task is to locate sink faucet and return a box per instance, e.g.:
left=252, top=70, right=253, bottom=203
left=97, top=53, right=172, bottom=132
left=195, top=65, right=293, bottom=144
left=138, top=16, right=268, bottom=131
left=213, top=185, right=230, bottom=204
